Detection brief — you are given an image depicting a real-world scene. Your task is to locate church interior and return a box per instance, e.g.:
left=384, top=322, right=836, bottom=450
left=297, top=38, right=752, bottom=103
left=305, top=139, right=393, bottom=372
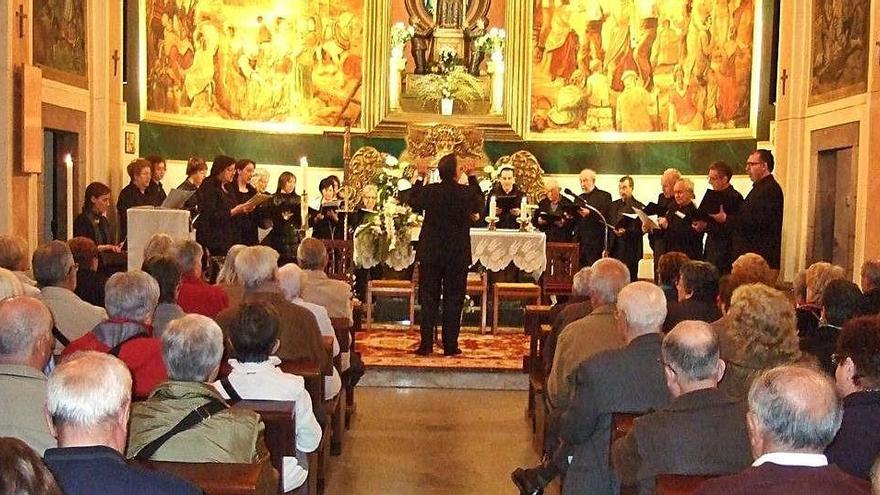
left=1, top=0, right=880, bottom=494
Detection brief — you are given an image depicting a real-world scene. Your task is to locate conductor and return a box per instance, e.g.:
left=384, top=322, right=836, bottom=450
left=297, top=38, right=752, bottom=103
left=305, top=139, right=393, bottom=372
left=409, top=153, right=483, bottom=356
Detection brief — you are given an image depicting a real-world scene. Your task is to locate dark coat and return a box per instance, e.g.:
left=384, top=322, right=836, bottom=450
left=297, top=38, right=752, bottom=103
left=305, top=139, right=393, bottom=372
left=116, top=183, right=161, bottom=242
left=728, top=174, right=784, bottom=269
left=544, top=299, right=594, bottom=372
left=663, top=201, right=704, bottom=260
left=694, top=463, right=870, bottom=495
left=663, top=299, right=722, bottom=332
left=74, top=268, right=107, bottom=308
left=484, top=184, right=525, bottom=229
left=573, top=187, right=613, bottom=266
left=194, top=178, right=238, bottom=257
left=559, top=333, right=670, bottom=495
left=410, top=176, right=482, bottom=268
left=533, top=196, right=575, bottom=242
left=231, top=184, right=259, bottom=246
left=864, top=288, right=880, bottom=314
left=826, top=390, right=880, bottom=480
left=262, top=192, right=303, bottom=264
left=698, top=187, right=743, bottom=274
left=798, top=324, right=839, bottom=375
left=645, top=193, right=675, bottom=262
left=609, top=196, right=645, bottom=280
left=73, top=211, right=114, bottom=246
left=612, top=388, right=752, bottom=495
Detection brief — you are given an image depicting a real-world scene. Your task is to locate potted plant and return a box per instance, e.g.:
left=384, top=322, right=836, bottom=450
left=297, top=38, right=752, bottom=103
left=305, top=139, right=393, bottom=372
left=412, top=68, right=484, bottom=115
left=390, top=22, right=414, bottom=59
left=476, top=27, right=507, bottom=61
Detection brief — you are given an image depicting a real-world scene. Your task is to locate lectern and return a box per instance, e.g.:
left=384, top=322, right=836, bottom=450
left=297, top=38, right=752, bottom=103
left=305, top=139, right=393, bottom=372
left=126, top=207, right=192, bottom=270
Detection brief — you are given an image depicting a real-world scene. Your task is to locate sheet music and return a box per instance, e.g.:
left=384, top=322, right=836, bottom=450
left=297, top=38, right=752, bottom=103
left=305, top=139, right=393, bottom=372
left=160, top=188, right=195, bottom=209
left=632, top=207, right=660, bottom=230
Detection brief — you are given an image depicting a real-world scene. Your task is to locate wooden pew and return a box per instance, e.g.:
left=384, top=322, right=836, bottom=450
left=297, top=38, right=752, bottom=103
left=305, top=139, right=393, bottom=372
left=611, top=412, right=644, bottom=495
left=132, top=460, right=278, bottom=495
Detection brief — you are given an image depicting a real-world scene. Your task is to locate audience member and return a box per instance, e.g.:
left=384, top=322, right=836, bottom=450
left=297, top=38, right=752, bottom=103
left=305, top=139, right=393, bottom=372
left=543, top=266, right=593, bottom=372
left=656, top=251, right=689, bottom=303
left=126, top=314, right=273, bottom=493
left=612, top=321, right=751, bottom=494
left=663, top=261, right=721, bottom=331
left=215, top=244, right=247, bottom=309
left=513, top=281, right=670, bottom=495
left=0, top=267, right=24, bottom=300
left=67, top=237, right=107, bottom=307
left=0, top=297, right=56, bottom=454
left=62, top=271, right=166, bottom=400
left=695, top=365, right=870, bottom=494
left=0, top=437, right=62, bottom=495
left=43, top=352, right=199, bottom=495
left=33, top=241, right=107, bottom=352
left=0, top=235, right=40, bottom=295
left=798, top=262, right=846, bottom=337
left=792, top=269, right=808, bottom=306
left=174, top=240, right=229, bottom=317
left=214, top=246, right=334, bottom=390
left=212, top=302, right=322, bottom=491
left=719, top=283, right=800, bottom=400
left=730, top=252, right=773, bottom=285
left=142, top=233, right=174, bottom=261
left=825, top=315, right=880, bottom=480
left=861, top=260, right=880, bottom=314
left=800, top=279, right=866, bottom=375
left=141, top=256, right=185, bottom=338
left=547, top=258, right=629, bottom=411
left=298, top=238, right=354, bottom=325
left=712, top=273, right=751, bottom=358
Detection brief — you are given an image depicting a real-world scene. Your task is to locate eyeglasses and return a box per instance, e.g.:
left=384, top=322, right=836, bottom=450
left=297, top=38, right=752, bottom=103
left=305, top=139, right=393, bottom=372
left=745, top=161, right=765, bottom=167
left=657, top=358, right=677, bottom=375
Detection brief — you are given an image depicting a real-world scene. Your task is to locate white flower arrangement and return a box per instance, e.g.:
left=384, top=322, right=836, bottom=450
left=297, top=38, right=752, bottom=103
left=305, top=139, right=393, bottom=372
left=476, top=27, right=506, bottom=53
left=353, top=197, right=422, bottom=270
left=438, top=45, right=457, bottom=73
left=391, top=22, right=415, bottom=48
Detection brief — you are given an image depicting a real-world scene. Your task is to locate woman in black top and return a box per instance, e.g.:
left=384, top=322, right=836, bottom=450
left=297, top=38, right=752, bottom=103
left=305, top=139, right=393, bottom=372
left=73, top=182, right=121, bottom=252
left=262, top=172, right=303, bottom=265
left=116, top=159, right=161, bottom=242
left=178, top=156, right=207, bottom=218
left=194, top=155, right=254, bottom=257
left=145, top=154, right=168, bottom=204
left=309, top=176, right=342, bottom=239
left=231, top=158, right=260, bottom=245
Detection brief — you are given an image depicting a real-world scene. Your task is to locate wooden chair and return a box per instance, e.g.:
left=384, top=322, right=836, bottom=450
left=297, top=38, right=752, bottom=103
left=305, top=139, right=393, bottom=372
left=365, top=265, right=418, bottom=331
left=466, top=271, right=488, bottom=333
left=320, top=239, right=354, bottom=281
left=611, top=412, right=644, bottom=495
left=132, top=460, right=279, bottom=495
left=541, top=243, right=581, bottom=303
left=492, top=282, right=542, bottom=333
left=523, top=305, right=552, bottom=453
left=656, top=474, right=720, bottom=495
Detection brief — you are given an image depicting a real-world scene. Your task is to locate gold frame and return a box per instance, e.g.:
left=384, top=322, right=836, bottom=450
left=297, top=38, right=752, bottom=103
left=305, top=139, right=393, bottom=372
left=524, top=0, right=769, bottom=143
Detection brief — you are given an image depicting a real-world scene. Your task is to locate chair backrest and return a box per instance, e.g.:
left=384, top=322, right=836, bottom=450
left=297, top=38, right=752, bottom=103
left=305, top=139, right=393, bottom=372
left=656, top=474, right=720, bottom=495
left=230, top=401, right=296, bottom=476
left=132, top=459, right=278, bottom=495
left=280, top=358, right=326, bottom=422
left=330, top=317, right=352, bottom=353
left=543, top=242, right=580, bottom=295
left=611, top=412, right=642, bottom=449
left=320, top=239, right=354, bottom=281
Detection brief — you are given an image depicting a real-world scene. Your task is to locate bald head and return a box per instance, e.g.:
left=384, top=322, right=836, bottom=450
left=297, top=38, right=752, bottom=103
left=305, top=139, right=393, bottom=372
left=0, top=296, right=53, bottom=368
left=617, top=281, right=667, bottom=339
left=748, top=365, right=842, bottom=455
left=590, top=258, right=630, bottom=305
left=662, top=321, right=721, bottom=383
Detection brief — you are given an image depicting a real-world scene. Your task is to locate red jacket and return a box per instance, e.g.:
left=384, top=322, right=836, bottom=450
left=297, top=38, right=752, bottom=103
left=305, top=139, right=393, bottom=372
left=177, top=274, right=229, bottom=318
left=62, top=332, right=167, bottom=400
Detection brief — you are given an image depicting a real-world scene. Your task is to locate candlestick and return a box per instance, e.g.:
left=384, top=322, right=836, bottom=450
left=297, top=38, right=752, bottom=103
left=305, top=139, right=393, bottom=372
left=65, top=154, right=73, bottom=240
left=489, top=195, right=497, bottom=218
left=519, top=196, right=527, bottom=221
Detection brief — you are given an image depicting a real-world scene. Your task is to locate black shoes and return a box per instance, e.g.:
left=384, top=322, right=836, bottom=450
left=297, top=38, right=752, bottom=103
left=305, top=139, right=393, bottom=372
left=444, top=348, right=463, bottom=356
left=413, top=346, right=432, bottom=356
left=511, top=462, right=557, bottom=495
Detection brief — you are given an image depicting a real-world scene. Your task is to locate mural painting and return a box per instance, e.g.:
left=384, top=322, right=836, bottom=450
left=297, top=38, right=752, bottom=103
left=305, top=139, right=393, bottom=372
left=33, top=0, right=89, bottom=88
left=809, top=0, right=870, bottom=106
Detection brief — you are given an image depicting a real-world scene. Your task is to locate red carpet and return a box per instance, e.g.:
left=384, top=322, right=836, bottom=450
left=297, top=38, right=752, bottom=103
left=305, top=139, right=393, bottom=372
left=356, top=330, right=529, bottom=371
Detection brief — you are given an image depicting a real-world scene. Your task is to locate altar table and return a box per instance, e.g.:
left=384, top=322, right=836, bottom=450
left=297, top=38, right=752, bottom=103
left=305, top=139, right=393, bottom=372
left=469, top=228, right=546, bottom=279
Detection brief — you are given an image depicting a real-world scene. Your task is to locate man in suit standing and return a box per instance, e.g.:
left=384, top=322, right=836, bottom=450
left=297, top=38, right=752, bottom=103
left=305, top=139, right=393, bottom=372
left=533, top=178, right=574, bottom=242
left=612, top=320, right=752, bottom=494
left=409, top=154, right=482, bottom=356
left=643, top=168, right=680, bottom=269
left=608, top=175, right=645, bottom=280
left=693, top=161, right=743, bottom=274
left=695, top=365, right=870, bottom=494
left=709, top=149, right=783, bottom=270
left=573, top=169, right=612, bottom=266
left=512, top=281, right=670, bottom=495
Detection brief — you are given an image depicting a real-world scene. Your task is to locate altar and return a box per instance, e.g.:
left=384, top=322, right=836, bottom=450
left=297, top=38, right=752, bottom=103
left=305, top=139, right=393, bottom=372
left=470, top=229, right=546, bottom=279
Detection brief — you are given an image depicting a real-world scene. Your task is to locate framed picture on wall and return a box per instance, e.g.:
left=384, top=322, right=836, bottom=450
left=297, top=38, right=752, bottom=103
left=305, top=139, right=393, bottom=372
left=124, top=131, right=137, bottom=155
left=33, top=0, right=89, bottom=88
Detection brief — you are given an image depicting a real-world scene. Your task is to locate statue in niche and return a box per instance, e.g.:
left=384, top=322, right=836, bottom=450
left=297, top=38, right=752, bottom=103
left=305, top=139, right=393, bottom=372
left=437, top=0, right=465, bottom=29
left=410, top=16, right=434, bottom=75
left=464, top=17, right=487, bottom=75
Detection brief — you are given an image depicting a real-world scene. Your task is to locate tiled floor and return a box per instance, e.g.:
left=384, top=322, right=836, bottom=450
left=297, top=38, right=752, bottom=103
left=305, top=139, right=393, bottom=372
left=323, top=387, right=542, bottom=494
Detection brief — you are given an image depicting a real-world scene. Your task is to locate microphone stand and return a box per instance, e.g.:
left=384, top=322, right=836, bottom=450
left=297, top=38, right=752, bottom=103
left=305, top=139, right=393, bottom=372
left=563, top=189, right=610, bottom=258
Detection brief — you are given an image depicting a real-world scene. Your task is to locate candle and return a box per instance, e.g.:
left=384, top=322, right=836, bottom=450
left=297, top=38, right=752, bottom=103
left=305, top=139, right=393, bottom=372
left=299, top=156, right=309, bottom=231
left=520, top=196, right=527, bottom=221
left=64, top=154, right=73, bottom=239
left=299, top=156, right=309, bottom=195
left=489, top=195, right=497, bottom=219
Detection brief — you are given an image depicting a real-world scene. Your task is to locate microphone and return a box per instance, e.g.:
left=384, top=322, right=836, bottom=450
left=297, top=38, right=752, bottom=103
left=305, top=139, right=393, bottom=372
left=563, top=188, right=578, bottom=198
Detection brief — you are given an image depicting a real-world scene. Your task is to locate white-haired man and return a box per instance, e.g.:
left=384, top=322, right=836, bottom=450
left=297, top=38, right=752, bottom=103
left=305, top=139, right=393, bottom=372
left=547, top=258, right=630, bottom=412
left=32, top=240, right=107, bottom=352
left=214, top=246, right=337, bottom=397
left=297, top=238, right=354, bottom=326
left=174, top=239, right=229, bottom=318
left=533, top=178, right=574, bottom=242
left=543, top=266, right=594, bottom=372
left=0, top=296, right=56, bottom=454
left=573, top=168, right=612, bottom=266
left=513, top=281, right=670, bottom=495
left=612, top=321, right=752, bottom=494
left=127, top=314, right=275, bottom=494
left=43, top=351, right=199, bottom=494
left=695, top=365, right=870, bottom=494
left=644, top=168, right=681, bottom=268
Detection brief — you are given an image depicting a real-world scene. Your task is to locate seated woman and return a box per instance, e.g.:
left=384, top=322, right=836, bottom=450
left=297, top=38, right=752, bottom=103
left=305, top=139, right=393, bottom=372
left=663, top=260, right=721, bottom=331
left=0, top=234, right=40, bottom=295
left=262, top=172, right=303, bottom=265
left=73, top=182, right=120, bottom=253
left=799, top=279, right=867, bottom=375
left=67, top=237, right=107, bottom=307
left=798, top=261, right=846, bottom=338
left=212, top=302, right=322, bottom=493
left=215, top=244, right=247, bottom=309
left=655, top=251, right=690, bottom=304
left=117, top=159, right=162, bottom=243
left=826, top=314, right=880, bottom=480
left=308, top=177, right=342, bottom=239
left=142, top=255, right=185, bottom=338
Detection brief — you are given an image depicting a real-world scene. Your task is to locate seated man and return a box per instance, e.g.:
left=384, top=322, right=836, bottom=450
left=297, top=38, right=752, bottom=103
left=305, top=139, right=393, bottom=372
left=43, top=351, right=199, bottom=494
left=62, top=271, right=167, bottom=400
left=612, top=321, right=752, bottom=494
left=174, top=240, right=229, bottom=318
left=298, top=238, right=353, bottom=326
left=127, top=314, right=274, bottom=491
left=214, top=246, right=338, bottom=399
left=696, top=365, right=870, bottom=494
left=543, top=266, right=593, bottom=372
left=513, top=281, right=671, bottom=495
left=32, top=240, right=107, bottom=352
left=663, top=260, right=722, bottom=332
left=0, top=296, right=56, bottom=454
left=213, top=302, right=322, bottom=492
left=0, top=234, right=40, bottom=295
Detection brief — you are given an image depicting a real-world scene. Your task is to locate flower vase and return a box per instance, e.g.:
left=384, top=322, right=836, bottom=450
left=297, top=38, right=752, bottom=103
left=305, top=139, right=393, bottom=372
left=491, top=49, right=504, bottom=63
left=440, top=97, right=454, bottom=115
left=391, top=45, right=404, bottom=59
